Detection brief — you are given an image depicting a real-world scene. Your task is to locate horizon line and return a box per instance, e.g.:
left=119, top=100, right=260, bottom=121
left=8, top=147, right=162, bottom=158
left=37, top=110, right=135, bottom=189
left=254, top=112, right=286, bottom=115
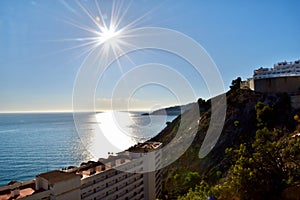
left=0, top=99, right=204, bottom=114
left=0, top=108, right=165, bottom=114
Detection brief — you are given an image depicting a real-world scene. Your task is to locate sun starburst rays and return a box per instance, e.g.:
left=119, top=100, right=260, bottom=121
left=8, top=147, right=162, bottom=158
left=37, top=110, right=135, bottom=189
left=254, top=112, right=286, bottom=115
left=65, top=1, right=142, bottom=64
left=50, top=0, right=162, bottom=78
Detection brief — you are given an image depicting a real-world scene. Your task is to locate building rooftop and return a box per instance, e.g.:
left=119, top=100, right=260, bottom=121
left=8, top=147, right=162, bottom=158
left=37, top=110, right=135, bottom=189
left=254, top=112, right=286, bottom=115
left=37, top=170, right=81, bottom=185
left=127, top=142, right=162, bottom=153
left=0, top=188, right=35, bottom=200
left=0, top=180, right=36, bottom=200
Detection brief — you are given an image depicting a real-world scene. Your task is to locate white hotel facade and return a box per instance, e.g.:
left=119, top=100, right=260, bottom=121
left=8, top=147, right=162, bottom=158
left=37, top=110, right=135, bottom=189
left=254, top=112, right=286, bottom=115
left=241, top=59, right=300, bottom=92
left=253, top=60, right=300, bottom=79
left=0, top=142, right=162, bottom=200
left=240, top=59, right=300, bottom=109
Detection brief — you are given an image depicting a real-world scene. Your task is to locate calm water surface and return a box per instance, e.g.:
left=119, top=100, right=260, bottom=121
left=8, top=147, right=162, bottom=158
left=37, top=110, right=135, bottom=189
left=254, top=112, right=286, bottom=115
left=0, top=112, right=175, bottom=186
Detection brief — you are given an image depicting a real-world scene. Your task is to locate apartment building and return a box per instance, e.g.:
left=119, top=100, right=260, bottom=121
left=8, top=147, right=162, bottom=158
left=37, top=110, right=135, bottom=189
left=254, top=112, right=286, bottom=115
left=0, top=142, right=162, bottom=200
left=254, top=60, right=300, bottom=80
left=240, top=59, right=300, bottom=109
left=240, top=59, right=300, bottom=93
left=253, top=60, right=300, bottom=94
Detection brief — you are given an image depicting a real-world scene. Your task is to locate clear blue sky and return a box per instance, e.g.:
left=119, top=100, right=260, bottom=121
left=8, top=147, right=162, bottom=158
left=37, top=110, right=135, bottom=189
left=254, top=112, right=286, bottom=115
left=1, top=0, right=299, bottom=112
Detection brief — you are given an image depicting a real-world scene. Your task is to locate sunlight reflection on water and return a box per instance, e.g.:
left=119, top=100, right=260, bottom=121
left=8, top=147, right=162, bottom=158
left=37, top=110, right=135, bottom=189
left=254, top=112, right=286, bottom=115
left=83, top=111, right=175, bottom=158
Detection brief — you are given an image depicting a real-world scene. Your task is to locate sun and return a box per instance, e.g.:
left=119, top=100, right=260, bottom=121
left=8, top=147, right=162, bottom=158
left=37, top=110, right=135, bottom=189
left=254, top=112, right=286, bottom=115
left=59, top=0, right=151, bottom=64
left=97, top=26, right=121, bottom=45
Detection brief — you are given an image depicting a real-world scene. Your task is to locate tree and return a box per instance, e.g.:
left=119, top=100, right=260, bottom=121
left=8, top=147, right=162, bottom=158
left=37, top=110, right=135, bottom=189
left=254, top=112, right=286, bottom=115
left=171, top=170, right=201, bottom=197
left=209, top=127, right=300, bottom=200
left=179, top=100, right=300, bottom=200
left=178, top=90, right=300, bottom=200
left=178, top=181, right=213, bottom=200
left=198, top=98, right=210, bottom=112
left=230, top=77, right=242, bottom=90
left=255, top=101, right=273, bottom=128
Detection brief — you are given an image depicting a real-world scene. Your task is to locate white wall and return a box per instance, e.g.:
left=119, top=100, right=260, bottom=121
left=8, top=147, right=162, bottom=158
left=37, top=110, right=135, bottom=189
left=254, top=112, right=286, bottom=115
left=51, top=177, right=81, bottom=200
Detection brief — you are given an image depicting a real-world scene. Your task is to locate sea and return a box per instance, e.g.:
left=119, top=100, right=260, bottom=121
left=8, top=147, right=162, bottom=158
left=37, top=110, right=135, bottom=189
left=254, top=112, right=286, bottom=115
left=0, top=111, right=176, bottom=186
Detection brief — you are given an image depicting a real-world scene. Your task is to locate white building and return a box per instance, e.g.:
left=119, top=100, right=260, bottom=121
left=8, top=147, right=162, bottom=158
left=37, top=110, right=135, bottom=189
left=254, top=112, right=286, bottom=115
left=35, top=170, right=82, bottom=200
left=0, top=142, right=162, bottom=200
left=253, top=60, right=300, bottom=79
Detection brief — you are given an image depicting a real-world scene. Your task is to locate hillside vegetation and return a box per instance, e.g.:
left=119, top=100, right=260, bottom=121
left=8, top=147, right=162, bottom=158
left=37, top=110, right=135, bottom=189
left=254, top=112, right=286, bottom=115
left=152, top=86, right=300, bottom=200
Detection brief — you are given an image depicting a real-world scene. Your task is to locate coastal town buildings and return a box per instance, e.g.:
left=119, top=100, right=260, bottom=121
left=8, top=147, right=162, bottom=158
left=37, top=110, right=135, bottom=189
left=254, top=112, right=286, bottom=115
left=241, top=59, right=300, bottom=109
left=253, top=59, right=300, bottom=94
left=0, top=142, right=162, bottom=200
left=242, top=59, right=300, bottom=93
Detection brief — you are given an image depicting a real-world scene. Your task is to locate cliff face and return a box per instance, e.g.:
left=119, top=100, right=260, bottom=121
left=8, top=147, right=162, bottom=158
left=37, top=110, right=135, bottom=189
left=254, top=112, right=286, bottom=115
left=151, top=88, right=296, bottom=198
